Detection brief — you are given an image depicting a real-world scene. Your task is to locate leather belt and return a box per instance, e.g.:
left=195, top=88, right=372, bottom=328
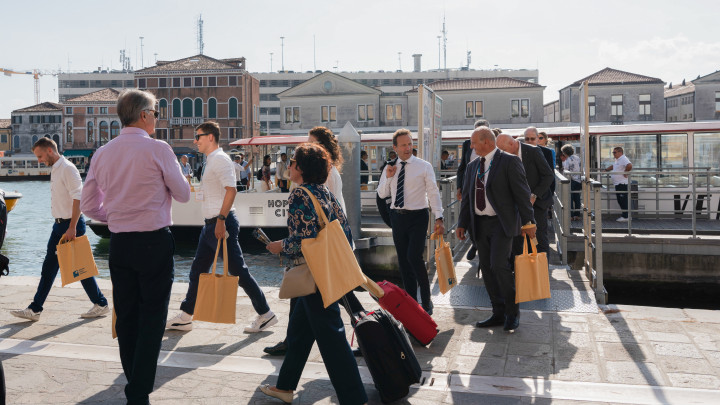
left=392, top=208, right=427, bottom=215
left=54, top=218, right=71, bottom=224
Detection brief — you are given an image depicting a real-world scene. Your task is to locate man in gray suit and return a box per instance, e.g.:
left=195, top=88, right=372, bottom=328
left=457, top=127, right=536, bottom=331
left=496, top=134, right=554, bottom=255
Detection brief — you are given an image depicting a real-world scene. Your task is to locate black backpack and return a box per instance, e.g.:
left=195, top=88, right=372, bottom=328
left=256, top=168, right=263, bottom=181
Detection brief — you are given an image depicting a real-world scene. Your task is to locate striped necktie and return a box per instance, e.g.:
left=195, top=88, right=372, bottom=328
left=475, top=157, right=486, bottom=211
left=394, top=161, right=407, bottom=208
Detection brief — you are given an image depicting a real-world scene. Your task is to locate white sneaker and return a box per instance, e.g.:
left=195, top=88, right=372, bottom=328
left=167, top=311, right=193, bottom=331
left=616, top=217, right=629, bottom=222
left=81, top=304, right=110, bottom=318
left=244, top=311, right=278, bottom=333
left=10, top=308, right=40, bottom=322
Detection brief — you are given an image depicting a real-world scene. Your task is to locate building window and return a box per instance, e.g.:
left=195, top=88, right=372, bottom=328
left=182, top=99, right=193, bottom=118
left=715, top=92, right=720, bottom=113
left=87, top=107, right=94, bottom=114
left=465, top=101, right=484, bottom=118
left=511, top=100, right=520, bottom=117
left=155, top=129, right=167, bottom=140
left=110, top=121, right=120, bottom=139
left=172, top=99, right=181, bottom=118
left=639, top=94, right=651, bottom=119
left=229, top=97, right=238, bottom=118
left=208, top=77, right=217, bottom=87
left=87, top=121, right=94, bottom=143
left=32, top=135, right=39, bottom=145
left=321, top=106, right=337, bottom=122
left=386, top=104, right=402, bottom=120
left=588, top=96, right=596, bottom=118
left=194, top=98, right=203, bottom=118
left=99, top=121, right=109, bottom=144
left=521, top=99, right=529, bottom=117
left=13, top=135, right=19, bottom=149
left=100, top=107, right=108, bottom=114
left=284, top=107, right=300, bottom=123
left=172, top=78, right=181, bottom=87
left=183, top=77, right=192, bottom=87
left=159, top=99, right=168, bottom=119
left=358, top=104, right=375, bottom=122
left=194, top=77, right=202, bottom=87
left=138, top=78, right=146, bottom=88
left=208, top=98, right=217, bottom=118
left=159, top=78, right=167, bottom=87
left=228, top=128, right=238, bottom=139
left=1, top=134, right=6, bottom=143
left=611, top=95, right=623, bottom=117
left=65, top=107, right=72, bottom=115
left=229, top=76, right=237, bottom=86
left=66, top=122, right=72, bottom=143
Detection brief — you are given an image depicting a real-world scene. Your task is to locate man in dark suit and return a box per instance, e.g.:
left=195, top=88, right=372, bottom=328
left=457, top=127, right=536, bottom=331
left=456, top=119, right=489, bottom=260
left=524, top=127, right=556, bottom=193
left=496, top=133, right=554, bottom=255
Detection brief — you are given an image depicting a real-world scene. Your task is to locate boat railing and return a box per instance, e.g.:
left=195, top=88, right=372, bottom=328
left=552, top=170, right=571, bottom=265
left=437, top=175, right=460, bottom=251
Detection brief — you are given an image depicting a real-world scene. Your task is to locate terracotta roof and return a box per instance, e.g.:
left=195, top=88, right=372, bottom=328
left=13, top=102, right=63, bottom=113
left=664, top=82, right=695, bottom=98
left=66, top=88, right=120, bottom=103
left=570, top=67, right=664, bottom=87
left=407, top=77, right=542, bottom=93
left=137, top=54, right=244, bottom=73
left=0, top=119, right=11, bottom=129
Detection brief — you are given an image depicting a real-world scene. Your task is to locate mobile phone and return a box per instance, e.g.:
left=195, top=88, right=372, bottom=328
left=252, top=228, right=272, bottom=245
left=386, top=158, right=398, bottom=166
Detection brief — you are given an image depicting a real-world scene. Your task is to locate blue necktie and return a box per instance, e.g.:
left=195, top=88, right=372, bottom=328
left=476, top=157, right=486, bottom=211
left=394, top=161, right=407, bottom=208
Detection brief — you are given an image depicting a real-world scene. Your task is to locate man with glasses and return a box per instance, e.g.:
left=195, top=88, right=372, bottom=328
left=81, top=89, right=191, bottom=404
left=605, top=147, right=632, bottom=221
left=167, top=121, right=278, bottom=334
left=234, top=154, right=252, bottom=191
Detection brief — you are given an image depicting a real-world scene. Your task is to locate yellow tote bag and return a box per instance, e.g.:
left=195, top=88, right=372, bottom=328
left=193, top=237, right=239, bottom=324
left=298, top=187, right=367, bottom=308
left=56, top=235, right=99, bottom=287
left=514, top=235, right=551, bottom=303
left=431, top=232, right=457, bottom=295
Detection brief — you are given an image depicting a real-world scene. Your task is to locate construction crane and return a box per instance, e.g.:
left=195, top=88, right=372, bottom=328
left=1, top=68, right=57, bottom=105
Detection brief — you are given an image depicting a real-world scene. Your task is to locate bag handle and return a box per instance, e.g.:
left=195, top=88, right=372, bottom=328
left=430, top=231, right=445, bottom=246
left=210, top=236, right=229, bottom=277
left=297, top=186, right=329, bottom=229
left=523, top=234, right=538, bottom=257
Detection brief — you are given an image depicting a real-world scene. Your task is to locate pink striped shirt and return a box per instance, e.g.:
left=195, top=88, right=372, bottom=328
left=81, top=127, right=191, bottom=233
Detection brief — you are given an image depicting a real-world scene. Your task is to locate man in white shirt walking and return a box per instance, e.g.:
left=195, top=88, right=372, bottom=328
left=167, top=121, right=277, bottom=333
left=10, top=138, right=109, bottom=322
left=605, top=146, right=633, bottom=221
left=234, top=154, right=252, bottom=191
left=378, top=129, right=444, bottom=315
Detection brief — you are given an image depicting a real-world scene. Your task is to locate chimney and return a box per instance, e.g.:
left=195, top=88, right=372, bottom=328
left=412, top=54, right=422, bottom=72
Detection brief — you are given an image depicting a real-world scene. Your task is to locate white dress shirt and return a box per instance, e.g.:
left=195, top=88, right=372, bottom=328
left=377, top=155, right=444, bottom=220
left=276, top=160, right=288, bottom=181
left=200, top=148, right=236, bottom=219
left=51, top=156, right=83, bottom=219
left=474, top=147, right=498, bottom=217
left=325, top=166, right=346, bottom=213
left=611, top=154, right=631, bottom=185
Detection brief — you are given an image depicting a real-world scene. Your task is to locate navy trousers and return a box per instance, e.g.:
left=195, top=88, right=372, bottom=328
left=474, top=216, right=518, bottom=318
left=390, top=209, right=431, bottom=309
left=615, top=184, right=629, bottom=218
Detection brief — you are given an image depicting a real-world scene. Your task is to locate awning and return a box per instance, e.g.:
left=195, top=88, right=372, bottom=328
left=63, top=149, right=94, bottom=157
left=172, top=147, right=196, bottom=157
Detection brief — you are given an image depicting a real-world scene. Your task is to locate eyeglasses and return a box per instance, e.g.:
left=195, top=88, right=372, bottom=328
left=538, top=136, right=545, bottom=140
left=195, top=133, right=211, bottom=141
left=143, top=109, right=159, bottom=119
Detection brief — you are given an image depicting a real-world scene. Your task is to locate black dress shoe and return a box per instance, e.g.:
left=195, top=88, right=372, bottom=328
left=423, top=301, right=434, bottom=316
left=504, top=315, right=519, bottom=331
left=475, top=315, right=504, bottom=328
left=352, top=348, right=363, bottom=357
left=466, top=247, right=477, bottom=260
left=263, top=341, right=288, bottom=356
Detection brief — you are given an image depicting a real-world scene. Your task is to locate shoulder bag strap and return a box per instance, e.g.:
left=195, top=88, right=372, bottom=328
left=297, top=186, right=329, bottom=229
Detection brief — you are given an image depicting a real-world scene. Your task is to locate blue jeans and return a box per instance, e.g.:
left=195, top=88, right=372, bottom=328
left=180, top=211, right=270, bottom=316
left=29, top=217, right=107, bottom=313
left=615, top=184, right=629, bottom=218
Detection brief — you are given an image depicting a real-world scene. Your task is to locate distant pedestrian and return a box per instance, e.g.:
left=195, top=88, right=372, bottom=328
left=561, top=144, right=582, bottom=220
left=234, top=153, right=252, bottom=191
left=81, top=89, right=191, bottom=404
left=605, top=146, right=632, bottom=221
left=10, top=137, right=109, bottom=323
left=360, top=150, right=369, bottom=184
left=276, top=153, right=290, bottom=192
left=261, top=155, right=272, bottom=191
left=180, top=155, right=193, bottom=182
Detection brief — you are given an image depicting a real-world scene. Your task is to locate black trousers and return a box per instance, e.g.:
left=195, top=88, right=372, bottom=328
left=109, top=228, right=175, bottom=405
left=473, top=215, right=518, bottom=317
left=390, top=209, right=431, bottom=308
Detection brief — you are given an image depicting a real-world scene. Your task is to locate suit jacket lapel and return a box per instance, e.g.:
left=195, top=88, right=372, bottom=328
left=486, top=151, right=502, bottom=187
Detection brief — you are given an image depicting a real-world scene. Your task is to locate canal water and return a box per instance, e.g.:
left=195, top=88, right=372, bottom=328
left=0, top=180, right=285, bottom=286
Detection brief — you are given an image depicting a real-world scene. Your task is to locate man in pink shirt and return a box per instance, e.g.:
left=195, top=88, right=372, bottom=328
left=81, top=89, right=190, bottom=404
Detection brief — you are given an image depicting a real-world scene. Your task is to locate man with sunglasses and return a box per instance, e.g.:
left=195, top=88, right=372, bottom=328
left=81, top=89, right=191, bottom=404
left=167, top=121, right=277, bottom=334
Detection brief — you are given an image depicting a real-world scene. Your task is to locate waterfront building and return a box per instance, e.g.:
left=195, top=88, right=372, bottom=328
left=0, top=119, right=11, bottom=154
left=135, top=54, right=260, bottom=151
left=691, top=70, right=720, bottom=121
left=61, top=88, right=120, bottom=156
left=10, top=102, right=63, bottom=153
left=58, top=71, right=135, bottom=102
left=558, top=67, right=665, bottom=124
left=544, top=100, right=560, bottom=123
left=664, top=81, right=695, bottom=122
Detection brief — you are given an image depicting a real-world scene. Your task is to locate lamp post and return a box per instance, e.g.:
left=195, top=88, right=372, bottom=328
left=437, top=36, right=441, bottom=70
left=280, top=36, right=285, bottom=72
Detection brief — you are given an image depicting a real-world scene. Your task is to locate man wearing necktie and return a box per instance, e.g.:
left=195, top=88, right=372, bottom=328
left=456, top=127, right=536, bottom=332
left=378, top=129, right=444, bottom=316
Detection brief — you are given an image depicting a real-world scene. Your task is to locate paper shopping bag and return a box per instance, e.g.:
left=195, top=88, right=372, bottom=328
left=57, top=235, right=99, bottom=287
left=431, top=232, right=457, bottom=294
left=514, top=235, right=551, bottom=303
left=298, top=187, right=367, bottom=308
left=194, top=237, right=239, bottom=324
left=112, top=307, right=117, bottom=339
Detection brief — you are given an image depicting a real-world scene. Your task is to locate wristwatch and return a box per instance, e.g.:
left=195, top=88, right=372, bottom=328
left=530, top=193, right=537, bottom=199
left=217, top=214, right=227, bottom=221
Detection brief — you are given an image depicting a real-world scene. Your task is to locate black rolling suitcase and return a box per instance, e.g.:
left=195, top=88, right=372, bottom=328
left=345, top=301, right=422, bottom=404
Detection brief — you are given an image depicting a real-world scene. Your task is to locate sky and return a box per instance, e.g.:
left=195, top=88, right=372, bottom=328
left=1, top=0, right=719, bottom=119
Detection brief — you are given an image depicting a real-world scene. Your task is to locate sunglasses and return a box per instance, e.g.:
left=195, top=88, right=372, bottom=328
left=144, top=109, right=159, bottom=119
left=195, top=133, right=212, bottom=141
left=288, top=158, right=296, bottom=167
left=538, top=136, right=545, bottom=140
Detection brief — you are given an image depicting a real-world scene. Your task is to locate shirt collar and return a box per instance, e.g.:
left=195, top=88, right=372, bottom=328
left=208, top=147, right=223, bottom=158
left=399, top=155, right=415, bottom=165
left=119, top=127, right=151, bottom=138
left=482, top=147, right=498, bottom=162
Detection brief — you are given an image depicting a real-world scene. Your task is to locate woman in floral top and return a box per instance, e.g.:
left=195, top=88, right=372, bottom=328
left=262, top=143, right=367, bottom=405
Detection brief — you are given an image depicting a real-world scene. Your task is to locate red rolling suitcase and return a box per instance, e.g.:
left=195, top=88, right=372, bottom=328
left=375, top=280, right=439, bottom=345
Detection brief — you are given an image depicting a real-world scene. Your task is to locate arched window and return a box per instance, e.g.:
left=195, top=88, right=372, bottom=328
left=110, top=121, right=120, bottom=139
left=99, top=121, right=109, bottom=144
left=66, top=121, right=73, bottom=143
left=87, top=121, right=94, bottom=143
left=182, top=98, right=193, bottom=118
left=172, top=99, right=181, bottom=118
left=228, top=97, right=238, bottom=118
left=159, top=99, right=168, bottom=119
left=52, top=134, right=61, bottom=148
left=13, top=136, right=19, bottom=150
left=208, top=98, right=217, bottom=118
left=194, top=98, right=203, bottom=117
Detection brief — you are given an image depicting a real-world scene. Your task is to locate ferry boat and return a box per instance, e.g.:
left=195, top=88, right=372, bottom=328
left=1, top=190, right=22, bottom=212
left=0, top=155, right=88, bottom=181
